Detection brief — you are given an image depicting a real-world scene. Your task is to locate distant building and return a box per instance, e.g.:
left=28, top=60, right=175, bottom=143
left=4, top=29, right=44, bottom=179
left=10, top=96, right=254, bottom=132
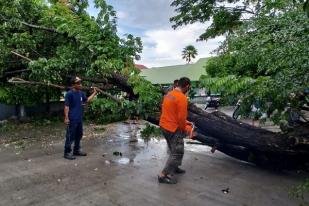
left=135, top=64, right=148, bottom=71
left=140, top=58, right=209, bottom=97
left=140, top=58, right=208, bottom=84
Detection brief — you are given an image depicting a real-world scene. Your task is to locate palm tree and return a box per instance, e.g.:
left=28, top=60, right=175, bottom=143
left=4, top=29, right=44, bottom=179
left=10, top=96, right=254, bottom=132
left=182, top=45, right=198, bottom=64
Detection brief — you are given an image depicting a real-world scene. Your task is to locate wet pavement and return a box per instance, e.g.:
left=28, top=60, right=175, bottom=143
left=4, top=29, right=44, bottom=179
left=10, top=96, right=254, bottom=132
left=0, top=120, right=307, bottom=206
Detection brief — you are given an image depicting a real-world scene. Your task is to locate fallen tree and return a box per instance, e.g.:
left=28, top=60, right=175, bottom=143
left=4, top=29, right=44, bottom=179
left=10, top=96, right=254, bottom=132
left=188, top=104, right=309, bottom=170
left=103, top=74, right=309, bottom=170
left=9, top=75, right=309, bottom=170
left=3, top=0, right=308, bottom=170
left=147, top=104, right=309, bottom=170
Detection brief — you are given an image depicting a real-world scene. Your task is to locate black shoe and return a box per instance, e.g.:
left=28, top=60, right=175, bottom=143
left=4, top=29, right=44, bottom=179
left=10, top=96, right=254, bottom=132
left=73, top=151, right=87, bottom=156
left=158, top=175, right=177, bottom=184
left=64, top=153, right=76, bottom=160
left=175, top=167, right=186, bottom=174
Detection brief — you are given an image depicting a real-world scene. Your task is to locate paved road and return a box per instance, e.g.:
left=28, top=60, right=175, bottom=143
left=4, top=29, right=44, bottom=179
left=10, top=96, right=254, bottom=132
left=0, top=121, right=307, bottom=206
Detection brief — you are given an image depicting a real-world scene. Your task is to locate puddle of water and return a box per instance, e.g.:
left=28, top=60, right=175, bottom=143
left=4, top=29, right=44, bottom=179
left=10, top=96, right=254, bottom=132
left=185, top=140, right=212, bottom=154
left=185, top=144, right=211, bottom=153
left=119, top=134, right=130, bottom=138
left=117, top=157, right=130, bottom=165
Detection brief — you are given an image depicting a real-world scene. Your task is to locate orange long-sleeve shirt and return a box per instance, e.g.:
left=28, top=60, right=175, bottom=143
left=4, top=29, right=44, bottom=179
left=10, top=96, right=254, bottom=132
left=159, top=89, right=189, bottom=133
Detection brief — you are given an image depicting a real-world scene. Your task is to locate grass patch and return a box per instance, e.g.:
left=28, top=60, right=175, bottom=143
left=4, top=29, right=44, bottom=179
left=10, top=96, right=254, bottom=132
left=290, top=179, right=309, bottom=206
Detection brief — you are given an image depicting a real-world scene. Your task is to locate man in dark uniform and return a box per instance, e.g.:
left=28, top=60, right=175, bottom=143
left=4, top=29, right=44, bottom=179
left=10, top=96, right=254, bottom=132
left=63, top=76, right=97, bottom=160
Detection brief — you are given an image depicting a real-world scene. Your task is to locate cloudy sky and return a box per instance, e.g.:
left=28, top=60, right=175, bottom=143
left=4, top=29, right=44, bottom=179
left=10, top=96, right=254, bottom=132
left=87, top=0, right=223, bottom=68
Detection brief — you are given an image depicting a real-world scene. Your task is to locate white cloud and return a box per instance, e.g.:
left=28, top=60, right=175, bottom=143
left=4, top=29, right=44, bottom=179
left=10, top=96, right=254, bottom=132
left=137, top=24, right=224, bottom=67
left=108, top=0, right=174, bottom=30
left=102, top=0, right=225, bottom=67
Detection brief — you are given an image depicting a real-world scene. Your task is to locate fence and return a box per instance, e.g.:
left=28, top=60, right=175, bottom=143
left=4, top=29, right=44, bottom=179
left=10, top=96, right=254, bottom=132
left=0, top=102, right=64, bottom=121
left=0, top=104, right=16, bottom=120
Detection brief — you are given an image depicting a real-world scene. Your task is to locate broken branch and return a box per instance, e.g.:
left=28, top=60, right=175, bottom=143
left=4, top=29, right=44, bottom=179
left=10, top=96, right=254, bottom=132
left=11, top=51, right=32, bottom=62
left=8, top=77, right=121, bottom=104
left=0, top=14, right=58, bottom=33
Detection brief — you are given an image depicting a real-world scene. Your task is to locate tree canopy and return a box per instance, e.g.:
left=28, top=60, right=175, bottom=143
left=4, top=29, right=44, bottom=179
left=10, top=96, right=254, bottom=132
left=0, top=0, right=161, bottom=121
left=170, top=0, right=309, bottom=41
left=170, top=0, right=308, bottom=124
left=198, top=2, right=309, bottom=124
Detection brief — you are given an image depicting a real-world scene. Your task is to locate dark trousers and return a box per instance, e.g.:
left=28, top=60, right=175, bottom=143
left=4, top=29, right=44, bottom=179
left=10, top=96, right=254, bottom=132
left=64, top=122, right=83, bottom=154
left=161, top=128, right=185, bottom=175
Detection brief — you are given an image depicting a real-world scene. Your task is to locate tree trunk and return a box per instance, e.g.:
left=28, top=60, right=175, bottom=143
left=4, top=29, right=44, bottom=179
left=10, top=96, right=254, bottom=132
left=146, top=104, right=309, bottom=170
left=187, top=104, right=309, bottom=170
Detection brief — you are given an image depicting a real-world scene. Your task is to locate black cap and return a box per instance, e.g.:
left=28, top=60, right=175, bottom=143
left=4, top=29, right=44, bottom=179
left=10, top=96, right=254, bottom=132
left=71, top=76, right=82, bottom=84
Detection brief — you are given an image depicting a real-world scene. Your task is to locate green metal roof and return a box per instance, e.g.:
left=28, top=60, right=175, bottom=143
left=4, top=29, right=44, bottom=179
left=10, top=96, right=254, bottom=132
left=140, top=58, right=208, bottom=84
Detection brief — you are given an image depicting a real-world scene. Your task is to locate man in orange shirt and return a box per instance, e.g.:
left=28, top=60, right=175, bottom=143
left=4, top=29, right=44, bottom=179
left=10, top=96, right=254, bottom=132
left=158, top=77, right=194, bottom=184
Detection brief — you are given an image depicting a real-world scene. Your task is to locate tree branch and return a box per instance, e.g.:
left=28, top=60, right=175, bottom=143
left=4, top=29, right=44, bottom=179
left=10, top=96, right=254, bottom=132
left=66, top=75, right=108, bottom=84
left=9, top=51, right=133, bottom=100
left=11, top=51, right=32, bottom=62
left=0, top=14, right=58, bottom=33
left=4, top=69, right=31, bottom=75
left=93, top=87, right=121, bottom=104
left=108, top=72, right=138, bottom=100
left=214, top=6, right=256, bottom=15
left=8, top=77, right=121, bottom=104
left=20, top=21, right=58, bottom=33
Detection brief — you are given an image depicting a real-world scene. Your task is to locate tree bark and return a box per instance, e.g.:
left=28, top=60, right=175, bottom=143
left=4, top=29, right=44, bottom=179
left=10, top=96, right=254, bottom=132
left=187, top=104, right=309, bottom=170
left=145, top=102, right=309, bottom=170
left=108, top=72, right=138, bottom=100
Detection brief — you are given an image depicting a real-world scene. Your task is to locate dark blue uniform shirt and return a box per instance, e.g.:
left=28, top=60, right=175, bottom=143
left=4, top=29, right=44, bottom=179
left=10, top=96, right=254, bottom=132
left=65, top=90, right=87, bottom=123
